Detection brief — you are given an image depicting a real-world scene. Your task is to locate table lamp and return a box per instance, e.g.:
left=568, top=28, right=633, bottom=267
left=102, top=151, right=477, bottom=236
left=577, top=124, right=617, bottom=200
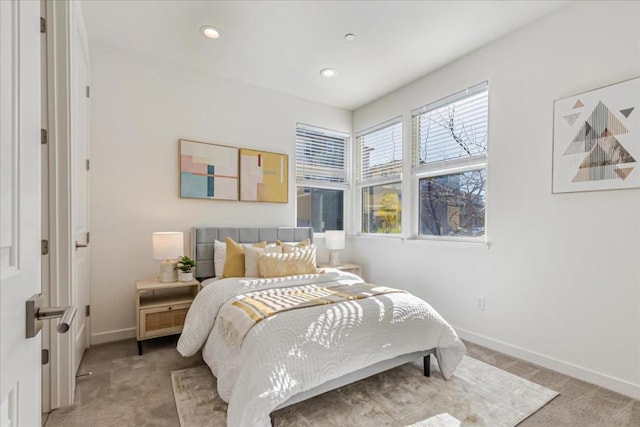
left=152, top=231, right=183, bottom=282
left=325, top=230, right=345, bottom=267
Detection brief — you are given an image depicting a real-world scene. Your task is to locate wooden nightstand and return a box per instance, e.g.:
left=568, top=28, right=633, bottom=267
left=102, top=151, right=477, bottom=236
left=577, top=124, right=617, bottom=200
left=135, top=279, right=199, bottom=355
left=318, top=263, right=362, bottom=278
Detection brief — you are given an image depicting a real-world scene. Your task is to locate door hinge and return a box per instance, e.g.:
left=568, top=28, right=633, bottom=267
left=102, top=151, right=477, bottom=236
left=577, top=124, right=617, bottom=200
left=40, top=17, right=46, bottom=34
left=86, top=85, right=90, bottom=98
left=86, top=231, right=90, bottom=244
left=86, top=159, right=90, bottom=171
left=41, top=129, right=48, bottom=145
left=85, top=305, right=90, bottom=317
left=42, top=349, right=49, bottom=365
left=41, top=239, right=49, bottom=255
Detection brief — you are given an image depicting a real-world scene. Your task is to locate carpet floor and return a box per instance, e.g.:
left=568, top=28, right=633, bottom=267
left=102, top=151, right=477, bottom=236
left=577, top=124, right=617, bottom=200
left=45, top=336, right=640, bottom=426
left=171, top=355, right=558, bottom=426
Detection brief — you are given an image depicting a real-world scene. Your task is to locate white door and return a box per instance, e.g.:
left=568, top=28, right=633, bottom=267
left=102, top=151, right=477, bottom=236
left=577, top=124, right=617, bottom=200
left=0, top=0, right=43, bottom=425
left=71, top=6, right=91, bottom=375
left=40, top=0, right=51, bottom=413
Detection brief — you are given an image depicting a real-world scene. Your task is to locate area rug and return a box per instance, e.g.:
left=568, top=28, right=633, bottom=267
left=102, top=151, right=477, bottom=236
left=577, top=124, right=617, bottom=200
left=171, top=355, right=558, bottom=426
left=407, top=412, right=462, bottom=426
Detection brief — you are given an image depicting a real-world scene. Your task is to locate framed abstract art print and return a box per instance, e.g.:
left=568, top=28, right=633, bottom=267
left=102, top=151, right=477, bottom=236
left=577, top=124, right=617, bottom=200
left=239, top=148, right=288, bottom=203
left=552, top=77, right=639, bottom=193
left=179, top=139, right=239, bottom=200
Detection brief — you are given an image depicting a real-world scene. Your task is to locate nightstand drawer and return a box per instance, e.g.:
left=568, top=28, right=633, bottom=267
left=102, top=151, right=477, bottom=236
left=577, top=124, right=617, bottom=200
left=139, top=302, right=191, bottom=339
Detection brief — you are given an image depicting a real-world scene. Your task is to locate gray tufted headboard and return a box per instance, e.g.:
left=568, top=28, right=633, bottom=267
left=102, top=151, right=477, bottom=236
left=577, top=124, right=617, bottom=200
left=192, top=227, right=314, bottom=280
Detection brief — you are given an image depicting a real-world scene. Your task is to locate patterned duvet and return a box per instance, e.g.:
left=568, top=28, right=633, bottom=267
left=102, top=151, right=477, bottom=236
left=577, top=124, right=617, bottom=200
left=177, top=270, right=466, bottom=427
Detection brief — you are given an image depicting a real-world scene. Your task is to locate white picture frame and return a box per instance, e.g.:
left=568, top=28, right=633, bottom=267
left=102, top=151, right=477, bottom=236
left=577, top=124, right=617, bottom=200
left=552, top=77, right=639, bottom=194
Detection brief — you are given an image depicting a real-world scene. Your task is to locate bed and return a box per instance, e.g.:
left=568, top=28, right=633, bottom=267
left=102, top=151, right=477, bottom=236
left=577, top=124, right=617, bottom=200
left=177, top=226, right=466, bottom=427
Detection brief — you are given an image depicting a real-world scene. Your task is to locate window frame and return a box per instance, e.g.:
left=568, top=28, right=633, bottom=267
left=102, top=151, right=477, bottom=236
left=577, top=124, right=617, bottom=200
left=411, top=82, right=489, bottom=243
left=295, top=123, right=350, bottom=235
left=413, top=163, right=487, bottom=244
left=356, top=117, right=404, bottom=237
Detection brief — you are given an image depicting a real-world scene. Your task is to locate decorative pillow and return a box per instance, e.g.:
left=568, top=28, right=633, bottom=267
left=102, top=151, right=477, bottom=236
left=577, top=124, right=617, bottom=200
left=244, top=244, right=282, bottom=277
left=276, top=238, right=311, bottom=253
left=214, top=240, right=226, bottom=277
left=257, top=247, right=319, bottom=278
left=282, top=243, right=315, bottom=254
left=222, top=238, right=266, bottom=278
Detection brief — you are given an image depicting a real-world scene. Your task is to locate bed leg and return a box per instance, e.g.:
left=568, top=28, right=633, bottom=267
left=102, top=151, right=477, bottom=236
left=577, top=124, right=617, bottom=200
left=270, top=412, right=275, bottom=426
left=423, top=354, right=431, bottom=377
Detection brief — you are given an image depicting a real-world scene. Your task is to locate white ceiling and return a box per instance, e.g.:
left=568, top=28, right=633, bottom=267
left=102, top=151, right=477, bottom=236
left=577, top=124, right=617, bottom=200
left=81, top=0, right=567, bottom=110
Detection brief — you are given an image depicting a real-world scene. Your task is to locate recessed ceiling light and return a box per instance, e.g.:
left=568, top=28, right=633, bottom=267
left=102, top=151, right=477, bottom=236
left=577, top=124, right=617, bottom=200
left=344, top=33, right=356, bottom=42
left=320, top=68, right=337, bottom=78
left=200, top=25, right=220, bottom=39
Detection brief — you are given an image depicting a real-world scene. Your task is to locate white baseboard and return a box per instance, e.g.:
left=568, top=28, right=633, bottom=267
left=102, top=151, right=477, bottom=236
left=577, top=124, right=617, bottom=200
left=90, top=327, right=136, bottom=345
left=456, top=327, right=640, bottom=400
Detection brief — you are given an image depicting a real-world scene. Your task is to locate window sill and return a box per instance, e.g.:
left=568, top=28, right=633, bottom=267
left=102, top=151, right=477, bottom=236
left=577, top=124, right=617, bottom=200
left=412, top=235, right=489, bottom=247
left=356, top=233, right=404, bottom=239
left=352, top=234, right=490, bottom=248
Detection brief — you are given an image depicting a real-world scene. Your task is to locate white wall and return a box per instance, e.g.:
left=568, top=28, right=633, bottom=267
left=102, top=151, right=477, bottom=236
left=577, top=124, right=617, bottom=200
left=350, top=1, right=640, bottom=398
left=90, top=1, right=639, bottom=398
left=89, top=44, right=351, bottom=344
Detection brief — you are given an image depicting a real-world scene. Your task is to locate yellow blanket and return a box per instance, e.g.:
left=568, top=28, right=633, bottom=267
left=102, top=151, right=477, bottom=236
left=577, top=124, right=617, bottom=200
left=218, top=282, right=405, bottom=348
left=235, top=283, right=403, bottom=321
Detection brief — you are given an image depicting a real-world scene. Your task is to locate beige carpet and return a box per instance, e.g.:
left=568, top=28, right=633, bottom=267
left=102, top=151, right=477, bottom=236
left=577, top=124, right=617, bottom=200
left=171, top=355, right=558, bottom=426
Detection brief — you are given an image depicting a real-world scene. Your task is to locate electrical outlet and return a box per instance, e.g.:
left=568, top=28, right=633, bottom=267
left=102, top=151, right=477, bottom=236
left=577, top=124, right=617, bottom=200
left=475, top=296, right=485, bottom=311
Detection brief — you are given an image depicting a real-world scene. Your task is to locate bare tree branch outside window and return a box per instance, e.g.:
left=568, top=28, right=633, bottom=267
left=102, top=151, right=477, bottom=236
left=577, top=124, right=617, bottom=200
left=416, top=89, right=488, bottom=237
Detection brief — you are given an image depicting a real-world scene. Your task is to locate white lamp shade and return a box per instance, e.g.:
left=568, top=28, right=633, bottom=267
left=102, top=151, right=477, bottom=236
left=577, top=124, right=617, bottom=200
left=325, top=230, right=345, bottom=250
left=152, top=232, right=183, bottom=260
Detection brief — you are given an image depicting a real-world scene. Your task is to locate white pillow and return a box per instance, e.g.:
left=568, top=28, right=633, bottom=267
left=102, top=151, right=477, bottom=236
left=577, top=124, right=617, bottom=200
left=244, top=244, right=282, bottom=277
left=214, top=240, right=226, bottom=277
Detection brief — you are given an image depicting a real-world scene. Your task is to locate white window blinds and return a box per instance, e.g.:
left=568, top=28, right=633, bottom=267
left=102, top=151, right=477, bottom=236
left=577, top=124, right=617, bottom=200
left=296, top=124, right=349, bottom=187
left=412, top=82, right=488, bottom=170
left=357, top=119, right=403, bottom=185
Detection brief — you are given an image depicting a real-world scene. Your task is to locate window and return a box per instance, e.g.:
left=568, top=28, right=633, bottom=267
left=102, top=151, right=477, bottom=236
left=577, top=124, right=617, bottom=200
left=356, top=118, right=403, bottom=234
left=412, top=82, right=488, bottom=239
left=296, top=124, right=349, bottom=233
left=297, top=187, right=343, bottom=231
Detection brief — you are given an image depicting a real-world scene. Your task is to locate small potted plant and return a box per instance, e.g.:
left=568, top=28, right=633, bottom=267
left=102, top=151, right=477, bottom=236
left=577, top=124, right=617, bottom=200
left=175, top=256, right=196, bottom=282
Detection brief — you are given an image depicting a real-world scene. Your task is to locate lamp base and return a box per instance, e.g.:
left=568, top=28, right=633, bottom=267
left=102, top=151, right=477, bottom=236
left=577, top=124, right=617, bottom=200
left=329, top=250, right=342, bottom=267
left=158, top=260, right=178, bottom=283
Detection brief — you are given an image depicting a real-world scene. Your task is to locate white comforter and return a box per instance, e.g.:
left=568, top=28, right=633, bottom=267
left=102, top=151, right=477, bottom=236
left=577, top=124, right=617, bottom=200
left=177, top=270, right=466, bottom=427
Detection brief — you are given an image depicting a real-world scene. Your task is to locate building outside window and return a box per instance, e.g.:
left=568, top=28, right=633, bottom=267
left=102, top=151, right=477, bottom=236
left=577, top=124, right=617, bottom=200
left=356, top=119, right=403, bottom=234
left=412, top=82, right=488, bottom=239
left=295, top=124, right=349, bottom=233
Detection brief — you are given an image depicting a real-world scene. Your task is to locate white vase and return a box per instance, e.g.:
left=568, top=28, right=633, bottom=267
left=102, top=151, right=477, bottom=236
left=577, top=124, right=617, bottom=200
left=179, top=271, right=193, bottom=282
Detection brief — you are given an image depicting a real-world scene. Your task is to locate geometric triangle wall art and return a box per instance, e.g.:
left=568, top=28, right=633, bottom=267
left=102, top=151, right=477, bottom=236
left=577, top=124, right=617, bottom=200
left=552, top=77, right=639, bottom=193
left=563, top=112, right=581, bottom=126
left=620, top=107, right=634, bottom=118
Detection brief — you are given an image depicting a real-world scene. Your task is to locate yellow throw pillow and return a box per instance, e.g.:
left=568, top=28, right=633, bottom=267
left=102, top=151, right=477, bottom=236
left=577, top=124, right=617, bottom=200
left=222, top=238, right=265, bottom=278
left=257, top=247, right=319, bottom=278
left=276, top=238, right=311, bottom=253
left=282, top=243, right=315, bottom=254
left=244, top=244, right=282, bottom=277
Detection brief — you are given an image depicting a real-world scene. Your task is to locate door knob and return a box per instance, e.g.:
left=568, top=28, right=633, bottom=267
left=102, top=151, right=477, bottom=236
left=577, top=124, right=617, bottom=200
left=26, top=294, right=77, bottom=338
